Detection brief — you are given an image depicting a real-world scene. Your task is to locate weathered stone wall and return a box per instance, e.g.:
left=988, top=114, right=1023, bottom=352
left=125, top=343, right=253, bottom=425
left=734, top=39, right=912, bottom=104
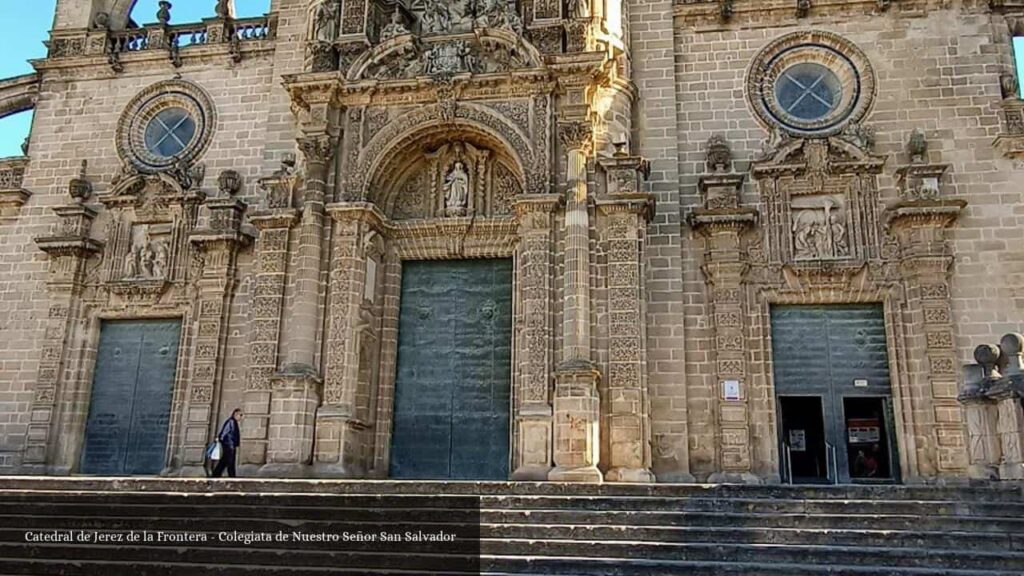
left=671, top=2, right=1024, bottom=480
left=0, top=49, right=279, bottom=470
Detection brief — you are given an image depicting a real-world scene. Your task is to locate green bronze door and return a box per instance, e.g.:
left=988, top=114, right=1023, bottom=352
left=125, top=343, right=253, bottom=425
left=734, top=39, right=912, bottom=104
left=390, top=259, right=513, bottom=480
left=80, top=319, right=181, bottom=475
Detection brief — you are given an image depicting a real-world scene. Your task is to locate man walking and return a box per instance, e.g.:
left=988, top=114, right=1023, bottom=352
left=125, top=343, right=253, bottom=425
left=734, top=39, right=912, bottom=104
left=212, top=408, right=243, bottom=478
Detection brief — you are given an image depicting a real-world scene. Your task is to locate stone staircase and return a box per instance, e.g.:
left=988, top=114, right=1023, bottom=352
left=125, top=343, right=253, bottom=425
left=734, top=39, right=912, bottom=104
left=0, top=477, right=1021, bottom=575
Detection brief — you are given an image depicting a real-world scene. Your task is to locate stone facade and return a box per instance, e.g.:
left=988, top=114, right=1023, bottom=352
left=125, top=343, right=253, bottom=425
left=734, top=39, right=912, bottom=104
left=0, top=0, right=1022, bottom=483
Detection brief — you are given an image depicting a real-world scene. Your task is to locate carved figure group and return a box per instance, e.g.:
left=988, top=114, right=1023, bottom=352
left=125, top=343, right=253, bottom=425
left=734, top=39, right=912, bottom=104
left=420, top=0, right=522, bottom=34
left=380, top=7, right=410, bottom=41
left=425, top=40, right=474, bottom=76
left=124, top=239, right=169, bottom=280
left=792, top=206, right=849, bottom=260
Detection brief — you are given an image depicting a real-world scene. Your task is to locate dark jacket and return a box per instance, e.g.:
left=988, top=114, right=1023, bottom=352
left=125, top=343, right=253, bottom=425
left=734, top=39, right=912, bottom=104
left=218, top=416, right=241, bottom=451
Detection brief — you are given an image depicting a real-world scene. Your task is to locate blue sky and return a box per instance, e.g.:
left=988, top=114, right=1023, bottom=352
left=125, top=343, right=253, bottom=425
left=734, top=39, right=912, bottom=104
left=0, top=1, right=270, bottom=157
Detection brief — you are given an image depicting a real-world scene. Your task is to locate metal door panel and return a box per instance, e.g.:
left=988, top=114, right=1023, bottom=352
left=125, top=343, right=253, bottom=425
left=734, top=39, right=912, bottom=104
left=390, top=259, right=512, bottom=480
left=81, top=319, right=180, bottom=475
left=80, top=323, right=145, bottom=475
left=124, top=320, right=181, bottom=475
left=771, top=305, right=892, bottom=484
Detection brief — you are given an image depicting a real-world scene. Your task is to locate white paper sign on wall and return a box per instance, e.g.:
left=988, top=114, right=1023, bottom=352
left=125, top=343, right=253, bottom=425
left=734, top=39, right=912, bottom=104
left=722, top=380, right=741, bottom=401
left=854, top=378, right=869, bottom=388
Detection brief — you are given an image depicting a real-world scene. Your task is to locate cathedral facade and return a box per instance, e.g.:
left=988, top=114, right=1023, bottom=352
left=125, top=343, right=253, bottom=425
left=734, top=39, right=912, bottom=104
left=0, top=0, right=1022, bottom=484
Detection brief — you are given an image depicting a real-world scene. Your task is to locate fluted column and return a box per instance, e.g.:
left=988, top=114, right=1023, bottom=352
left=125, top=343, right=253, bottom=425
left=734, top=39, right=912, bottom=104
left=550, top=120, right=602, bottom=483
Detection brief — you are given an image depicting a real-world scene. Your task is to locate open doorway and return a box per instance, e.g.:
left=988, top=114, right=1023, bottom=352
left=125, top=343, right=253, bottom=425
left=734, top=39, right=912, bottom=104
left=843, top=397, right=895, bottom=482
left=779, top=396, right=829, bottom=484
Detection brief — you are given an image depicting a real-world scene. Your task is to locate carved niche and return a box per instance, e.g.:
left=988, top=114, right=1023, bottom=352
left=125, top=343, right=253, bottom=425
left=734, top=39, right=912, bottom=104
left=750, top=129, right=886, bottom=266
left=99, top=168, right=206, bottom=300
left=383, top=140, right=523, bottom=220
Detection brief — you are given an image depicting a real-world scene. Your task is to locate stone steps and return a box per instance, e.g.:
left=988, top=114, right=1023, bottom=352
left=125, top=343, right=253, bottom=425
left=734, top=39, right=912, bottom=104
left=0, top=478, right=1020, bottom=575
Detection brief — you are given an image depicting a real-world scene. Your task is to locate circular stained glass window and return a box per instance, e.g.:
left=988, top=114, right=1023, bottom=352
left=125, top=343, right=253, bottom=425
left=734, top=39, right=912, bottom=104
left=144, top=108, right=197, bottom=159
left=117, top=80, right=216, bottom=173
left=747, top=32, right=875, bottom=137
left=774, top=62, right=842, bottom=122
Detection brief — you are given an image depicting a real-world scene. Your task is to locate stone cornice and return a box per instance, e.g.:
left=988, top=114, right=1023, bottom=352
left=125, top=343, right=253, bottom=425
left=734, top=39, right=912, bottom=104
left=687, top=207, right=758, bottom=234
left=595, top=192, right=657, bottom=222
left=512, top=193, right=565, bottom=215
left=249, top=208, right=300, bottom=230
left=325, top=201, right=388, bottom=231
left=674, top=0, right=929, bottom=28
left=884, top=199, right=967, bottom=230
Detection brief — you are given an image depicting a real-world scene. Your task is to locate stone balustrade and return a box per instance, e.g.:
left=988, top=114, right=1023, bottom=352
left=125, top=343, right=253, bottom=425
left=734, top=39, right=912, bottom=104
left=959, top=333, right=1024, bottom=481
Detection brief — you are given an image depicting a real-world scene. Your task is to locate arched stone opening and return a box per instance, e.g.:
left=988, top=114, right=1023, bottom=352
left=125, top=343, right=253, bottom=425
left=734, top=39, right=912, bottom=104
left=369, top=124, right=526, bottom=220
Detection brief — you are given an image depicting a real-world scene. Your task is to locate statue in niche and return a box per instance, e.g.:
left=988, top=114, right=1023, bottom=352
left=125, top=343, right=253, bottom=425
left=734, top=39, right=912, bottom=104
left=792, top=198, right=849, bottom=260
left=124, top=237, right=170, bottom=280
left=312, top=1, right=339, bottom=43
left=380, top=7, right=410, bottom=41
left=444, top=161, right=470, bottom=216
left=567, top=0, right=590, bottom=18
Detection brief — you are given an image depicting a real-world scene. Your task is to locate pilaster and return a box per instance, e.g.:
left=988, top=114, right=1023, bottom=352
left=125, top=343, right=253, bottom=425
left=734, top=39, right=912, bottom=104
left=597, top=152, right=657, bottom=483
left=315, top=201, right=386, bottom=477
left=886, top=156, right=967, bottom=478
left=690, top=165, right=759, bottom=484
left=179, top=197, right=252, bottom=473
left=30, top=197, right=103, bottom=472
left=241, top=162, right=301, bottom=467
left=511, top=193, right=562, bottom=480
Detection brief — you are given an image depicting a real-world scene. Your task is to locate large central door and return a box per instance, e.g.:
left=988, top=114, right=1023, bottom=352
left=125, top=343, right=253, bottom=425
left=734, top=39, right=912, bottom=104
left=80, top=319, right=181, bottom=475
left=390, top=259, right=512, bottom=480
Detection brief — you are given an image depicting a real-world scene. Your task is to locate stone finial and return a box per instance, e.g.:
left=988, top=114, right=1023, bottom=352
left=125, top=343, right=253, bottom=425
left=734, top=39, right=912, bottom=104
left=908, top=128, right=928, bottom=164
left=157, top=1, right=172, bottom=25
left=974, top=344, right=1006, bottom=380
left=706, top=135, right=732, bottom=173
left=68, top=160, right=92, bottom=204
left=217, top=169, right=242, bottom=197
left=1000, top=333, right=1024, bottom=375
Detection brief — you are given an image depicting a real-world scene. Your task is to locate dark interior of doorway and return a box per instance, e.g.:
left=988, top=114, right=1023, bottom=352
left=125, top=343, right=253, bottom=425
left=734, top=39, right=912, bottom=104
left=843, top=397, right=893, bottom=482
left=779, top=396, right=828, bottom=484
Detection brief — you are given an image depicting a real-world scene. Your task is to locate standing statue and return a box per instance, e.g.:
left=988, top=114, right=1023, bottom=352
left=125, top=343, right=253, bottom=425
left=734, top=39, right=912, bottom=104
left=312, top=1, right=339, bottom=43
left=567, top=0, right=590, bottom=18
left=444, top=161, right=470, bottom=216
left=214, top=0, right=234, bottom=19
left=422, top=0, right=452, bottom=34
left=152, top=242, right=169, bottom=279
left=380, top=7, right=410, bottom=41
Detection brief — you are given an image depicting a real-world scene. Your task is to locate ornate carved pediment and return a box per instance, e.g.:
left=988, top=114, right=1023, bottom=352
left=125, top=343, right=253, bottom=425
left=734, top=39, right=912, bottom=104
left=350, top=29, right=542, bottom=81
left=751, top=131, right=886, bottom=267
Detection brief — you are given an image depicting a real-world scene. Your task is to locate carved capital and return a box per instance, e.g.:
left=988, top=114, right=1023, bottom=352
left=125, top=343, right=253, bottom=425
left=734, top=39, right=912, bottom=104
left=558, top=121, right=593, bottom=153
left=297, top=135, right=337, bottom=165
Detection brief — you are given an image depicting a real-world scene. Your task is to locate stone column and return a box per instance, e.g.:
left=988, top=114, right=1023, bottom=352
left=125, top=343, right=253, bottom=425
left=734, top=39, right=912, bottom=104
left=261, top=134, right=335, bottom=476
left=511, top=194, right=562, bottom=480
left=182, top=197, right=252, bottom=473
left=888, top=159, right=967, bottom=478
left=689, top=168, right=759, bottom=483
left=31, top=195, right=103, bottom=472
left=314, top=202, right=385, bottom=477
left=550, top=120, right=602, bottom=483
